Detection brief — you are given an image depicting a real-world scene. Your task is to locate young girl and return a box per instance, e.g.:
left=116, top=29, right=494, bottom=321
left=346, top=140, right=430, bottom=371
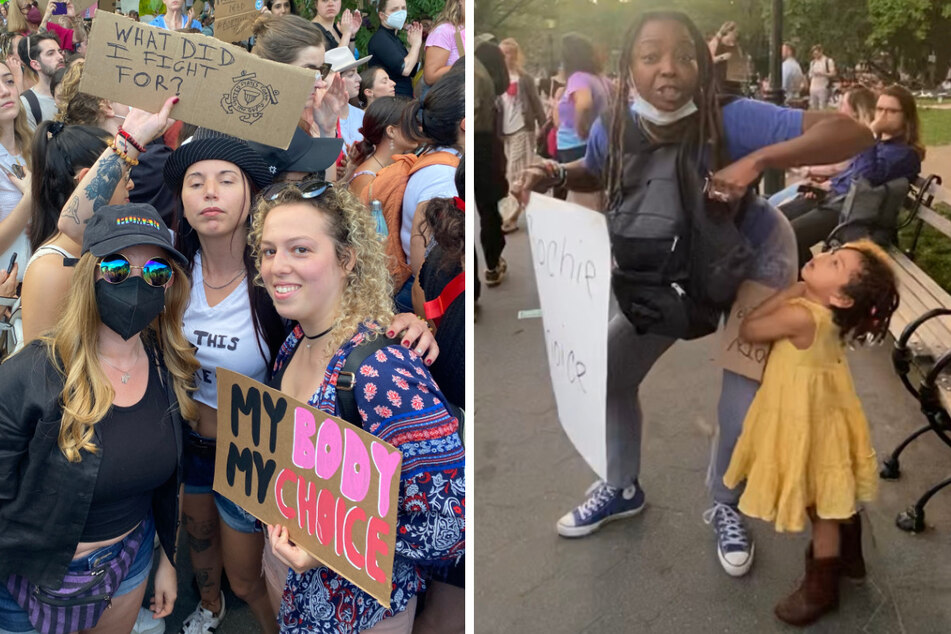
left=724, top=240, right=900, bottom=626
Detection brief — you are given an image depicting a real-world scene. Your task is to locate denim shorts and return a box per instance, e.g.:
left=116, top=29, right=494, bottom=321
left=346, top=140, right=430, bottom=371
left=214, top=493, right=262, bottom=534
left=0, top=513, right=156, bottom=633
left=183, top=429, right=216, bottom=495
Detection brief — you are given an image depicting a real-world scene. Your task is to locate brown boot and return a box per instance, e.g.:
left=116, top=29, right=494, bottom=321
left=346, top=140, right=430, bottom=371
left=839, top=515, right=866, bottom=582
left=775, top=553, right=841, bottom=626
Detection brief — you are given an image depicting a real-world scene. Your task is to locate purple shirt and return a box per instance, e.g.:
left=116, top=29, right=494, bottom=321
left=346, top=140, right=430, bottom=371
left=829, top=138, right=920, bottom=196
left=557, top=72, right=612, bottom=150
left=584, top=98, right=804, bottom=174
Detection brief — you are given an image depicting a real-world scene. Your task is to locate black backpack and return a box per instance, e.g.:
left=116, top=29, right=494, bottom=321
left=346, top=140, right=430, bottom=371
left=607, top=113, right=754, bottom=340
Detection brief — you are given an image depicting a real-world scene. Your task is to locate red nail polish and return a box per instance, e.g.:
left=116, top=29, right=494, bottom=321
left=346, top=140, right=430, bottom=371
left=425, top=359, right=433, bottom=366
left=402, top=340, right=410, bottom=346
left=387, top=331, right=395, bottom=337
left=172, top=97, right=180, bottom=104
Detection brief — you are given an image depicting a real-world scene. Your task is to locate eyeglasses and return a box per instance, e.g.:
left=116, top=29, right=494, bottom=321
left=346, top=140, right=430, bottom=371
left=261, top=179, right=333, bottom=202
left=99, top=253, right=173, bottom=287
left=318, top=63, right=333, bottom=80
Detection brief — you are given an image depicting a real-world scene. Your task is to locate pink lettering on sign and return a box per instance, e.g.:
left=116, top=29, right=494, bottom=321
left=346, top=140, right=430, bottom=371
left=292, top=407, right=316, bottom=469
left=341, top=428, right=371, bottom=503
left=315, top=417, right=343, bottom=480
left=371, top=442, right=401, bottom=517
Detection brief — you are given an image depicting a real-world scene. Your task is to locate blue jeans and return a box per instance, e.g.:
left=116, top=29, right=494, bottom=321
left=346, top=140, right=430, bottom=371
left=604, top=198, right=798, bottom=505
left=394, top=276, right=415, bottom=314
left=183, top=430, right=260, bottom=533
left=0, top=513, right=156, bottom=633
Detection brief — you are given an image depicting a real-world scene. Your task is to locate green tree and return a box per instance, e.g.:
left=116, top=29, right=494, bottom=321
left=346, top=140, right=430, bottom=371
left=298, top=0, right=446, bottom=55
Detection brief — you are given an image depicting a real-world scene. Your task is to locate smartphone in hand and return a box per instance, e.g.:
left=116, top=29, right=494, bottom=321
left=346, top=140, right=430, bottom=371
left=6, top=253, right=16, bottom=276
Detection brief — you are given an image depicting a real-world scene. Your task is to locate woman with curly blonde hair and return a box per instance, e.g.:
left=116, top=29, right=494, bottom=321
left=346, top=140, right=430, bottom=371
left=0, top=202, right=196, bottom=634
left=252, top=182, right=465, bottom=633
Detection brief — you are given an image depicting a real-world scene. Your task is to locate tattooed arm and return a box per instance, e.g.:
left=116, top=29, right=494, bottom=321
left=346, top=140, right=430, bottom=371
left=57, top=96, right=179, bottom=243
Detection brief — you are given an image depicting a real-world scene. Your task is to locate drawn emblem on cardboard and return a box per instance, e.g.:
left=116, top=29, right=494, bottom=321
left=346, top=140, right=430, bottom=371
left=220, top=71, right=279, bottom=124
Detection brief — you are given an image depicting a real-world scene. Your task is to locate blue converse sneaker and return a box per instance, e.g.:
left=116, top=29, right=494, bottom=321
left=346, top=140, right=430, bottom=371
left=703, top=503, right=754, bottom=576
left=557, top=480, right=645, bottom=537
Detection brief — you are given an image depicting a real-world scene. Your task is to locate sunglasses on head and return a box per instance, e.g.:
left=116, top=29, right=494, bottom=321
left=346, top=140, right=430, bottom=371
left=98, top=253, right=174, bottom=287
left=261, top=179, right=333, bottom=202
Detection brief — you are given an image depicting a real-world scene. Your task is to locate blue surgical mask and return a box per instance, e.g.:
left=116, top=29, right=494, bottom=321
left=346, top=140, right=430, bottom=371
left=630, top=96, right=698, bottom=126
left=385, top=9, right=407, bottom=30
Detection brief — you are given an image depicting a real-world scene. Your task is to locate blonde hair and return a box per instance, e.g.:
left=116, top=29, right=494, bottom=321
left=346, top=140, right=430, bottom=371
left=48, top=253, right=200, bottom=462
left=434, top=0, right=463, bottom=27
left=7, top=4, right=29, bottom=35
left=249, top=186, right=394, bottom=355
left=55, top=59, right=108, bottom=126
left=499, top=38, right=524, bottom=73
left=0, top=61, right=33, bottom=166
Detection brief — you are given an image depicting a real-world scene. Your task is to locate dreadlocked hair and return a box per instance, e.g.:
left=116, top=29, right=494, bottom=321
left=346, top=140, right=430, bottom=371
left=832, top=240, right=900, bottom=345
left=605, top=11, right=726, bottom=203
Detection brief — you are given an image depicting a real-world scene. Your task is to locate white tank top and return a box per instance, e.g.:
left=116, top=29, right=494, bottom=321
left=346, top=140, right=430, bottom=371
left=184, top=252, right=270, bottom=409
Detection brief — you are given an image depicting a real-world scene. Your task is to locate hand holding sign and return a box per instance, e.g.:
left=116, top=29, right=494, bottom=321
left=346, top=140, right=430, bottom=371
left=121, top=95, right=179, bottom=153
left=267, top=524, right=320, bottom=574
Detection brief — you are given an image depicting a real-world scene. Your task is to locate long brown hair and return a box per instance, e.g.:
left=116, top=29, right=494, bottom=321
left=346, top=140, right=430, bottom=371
left=48, top=253, right=199, bottom=462
left=0, top=61, right=33, bottom=167
left=880, top=84, right=925, bottom=160
left=606, top=11, right=725, bottom=202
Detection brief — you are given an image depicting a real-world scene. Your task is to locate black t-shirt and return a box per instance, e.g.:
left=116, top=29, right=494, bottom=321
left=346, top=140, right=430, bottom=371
left=368, top=27, right=414, bottom=98
left=82, top=360, right=176, bottom=542
left=315, top=22, right=342, bottom=50
left=419, top=245, right=463, bottom=408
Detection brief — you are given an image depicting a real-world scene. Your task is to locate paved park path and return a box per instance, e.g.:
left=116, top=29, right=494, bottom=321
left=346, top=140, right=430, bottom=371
left=923, top=144, right=951, bottom=187
left=475, top=213, right=951, bottom=633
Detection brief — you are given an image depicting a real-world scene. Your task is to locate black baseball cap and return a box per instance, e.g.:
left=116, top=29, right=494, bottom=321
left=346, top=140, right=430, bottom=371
left=82, top=203, right=187, bottom=266
left=163, top=129, right=274, bottom=194
left=247, top=127, right=343, bottom=177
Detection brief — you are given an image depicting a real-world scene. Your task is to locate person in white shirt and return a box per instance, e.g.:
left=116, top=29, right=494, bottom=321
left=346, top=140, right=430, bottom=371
left=326, top=46, right=372, bottom=148
left=16, top=33, right=64, bottom=130
left=808, top=44, right=836, bottom=110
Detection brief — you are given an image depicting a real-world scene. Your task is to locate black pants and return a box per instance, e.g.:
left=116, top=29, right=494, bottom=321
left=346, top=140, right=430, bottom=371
left=780, top=195, right=842, bottom=268
left=474, top=132, right=507, bottom=301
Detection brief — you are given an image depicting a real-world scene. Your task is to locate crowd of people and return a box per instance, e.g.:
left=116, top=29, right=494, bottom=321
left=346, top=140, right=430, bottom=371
left=0, top=1, right=465, bottom=634
left=477, top=9, right=924, bottom=628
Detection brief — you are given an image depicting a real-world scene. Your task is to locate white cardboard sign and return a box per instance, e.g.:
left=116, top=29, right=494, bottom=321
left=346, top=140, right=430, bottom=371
left=526, top=194, right=611, bottom=480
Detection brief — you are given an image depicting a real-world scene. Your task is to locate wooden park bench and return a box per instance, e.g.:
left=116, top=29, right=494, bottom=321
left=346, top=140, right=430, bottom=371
left=827, top=174, right=951, bottom=533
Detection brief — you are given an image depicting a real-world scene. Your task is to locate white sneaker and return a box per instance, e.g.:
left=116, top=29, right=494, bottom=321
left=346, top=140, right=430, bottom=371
left=132, top=607, right=165, bottom=634
left=179, top=592, right=226, bottom=634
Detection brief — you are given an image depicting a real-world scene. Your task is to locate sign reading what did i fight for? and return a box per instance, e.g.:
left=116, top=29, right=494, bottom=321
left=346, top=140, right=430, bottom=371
left=80, top=12, right=314, bottom=148
left=214, top=369, right=402, bottom=608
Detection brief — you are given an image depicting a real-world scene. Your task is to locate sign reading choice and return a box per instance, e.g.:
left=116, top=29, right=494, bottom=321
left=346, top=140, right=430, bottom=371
left=80, top=12, right=314, bottom=148
left=214, top=369, right=402, bottom=608
left=526, top=194, right=611, bottom=480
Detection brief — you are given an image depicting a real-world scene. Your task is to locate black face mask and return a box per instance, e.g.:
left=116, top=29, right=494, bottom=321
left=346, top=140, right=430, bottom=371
left=95, top=277, right=166, bottom=341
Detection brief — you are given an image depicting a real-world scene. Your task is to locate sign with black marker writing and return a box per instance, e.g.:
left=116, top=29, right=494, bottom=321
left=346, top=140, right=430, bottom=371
left=80, top=12, right=314, bottom=148
left=719, top=280, right=775, bottom=382
left=214, top=369, right=401, bottom=608
left=214, top=0, right=261, bottom=43
left=526, top=194, right=611, bottom=479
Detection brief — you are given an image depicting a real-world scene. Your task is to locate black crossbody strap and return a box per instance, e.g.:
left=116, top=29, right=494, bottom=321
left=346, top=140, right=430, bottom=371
left=22, top=90, right=42, bottom=126
left=335, top=335, right=393, bottom=428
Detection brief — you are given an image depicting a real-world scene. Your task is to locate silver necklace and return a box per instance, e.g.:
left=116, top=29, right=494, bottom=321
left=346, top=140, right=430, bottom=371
left=99, top=346, right=141, bottom=384
left=203, top=268, right=246, bottom=290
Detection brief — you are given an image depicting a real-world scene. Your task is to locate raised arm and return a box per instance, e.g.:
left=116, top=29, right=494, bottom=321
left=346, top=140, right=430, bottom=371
left=57, top=96, right=177, bottom=243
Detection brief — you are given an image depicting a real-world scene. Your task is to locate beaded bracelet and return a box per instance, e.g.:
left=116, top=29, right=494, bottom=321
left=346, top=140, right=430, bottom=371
left=117, top=127, right=147, bottom=154
left=106, top=138, right=140, bottom=167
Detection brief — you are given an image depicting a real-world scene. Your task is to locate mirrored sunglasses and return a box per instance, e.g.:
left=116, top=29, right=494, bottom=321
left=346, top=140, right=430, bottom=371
left=99, top=253, right=173, bottom=287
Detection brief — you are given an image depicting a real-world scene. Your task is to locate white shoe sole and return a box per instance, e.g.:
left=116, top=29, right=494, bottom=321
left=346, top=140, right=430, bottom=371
left=718, top=542, right=755, bottom=577
left=556, top=504, right=645, bottom=538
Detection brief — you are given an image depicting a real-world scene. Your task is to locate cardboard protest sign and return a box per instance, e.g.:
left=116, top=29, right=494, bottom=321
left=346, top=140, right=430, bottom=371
left=80, top=12, right=314, bottom=148
left=97, top=0, right=117, bottom=12
left=719, top=280, right=776, bottom=382
left=213, top=0, right=262, bottom=43
left=215, top=369, right=401, bottom=608
left=526, top=194, right=611, bottom=479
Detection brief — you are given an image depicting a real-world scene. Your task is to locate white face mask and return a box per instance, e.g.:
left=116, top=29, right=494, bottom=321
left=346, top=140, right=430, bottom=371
left=384, top=9, right=407, bottom=30
left=630, top=96, right=698, bottom=126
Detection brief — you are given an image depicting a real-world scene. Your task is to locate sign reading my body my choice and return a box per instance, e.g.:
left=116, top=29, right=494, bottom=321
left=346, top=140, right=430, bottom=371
left=80, top=12, right=314, bottom=148
left=215, top=369, right=402, bottom=608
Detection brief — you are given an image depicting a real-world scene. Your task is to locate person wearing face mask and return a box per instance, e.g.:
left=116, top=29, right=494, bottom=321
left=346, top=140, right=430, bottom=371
left=367, top=0, right=422, bottom=98
left=55, top=58, right=176, bottom=227
left=514, top=10, right=874, bottom=579
left=18, top=123, right=132, bottom=346
left=0, top=202, right=197, bottom=634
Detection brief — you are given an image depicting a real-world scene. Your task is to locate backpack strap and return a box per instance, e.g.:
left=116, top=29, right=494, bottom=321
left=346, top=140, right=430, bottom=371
left=423, top=271, right=464, bottom=326
left=22, top=90, right=42, bottom=127
left=454, top=26, right=465, bottom=57
left=335, top=335, right=393, bottom=428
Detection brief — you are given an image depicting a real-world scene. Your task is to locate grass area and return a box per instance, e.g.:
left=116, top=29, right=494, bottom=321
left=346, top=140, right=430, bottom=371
left=898, top=202, right=951, bottom=293
left=919, top=108, right=951, bottom=146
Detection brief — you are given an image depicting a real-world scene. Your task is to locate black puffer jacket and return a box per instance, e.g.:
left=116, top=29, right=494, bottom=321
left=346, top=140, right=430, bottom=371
left=0, top=340, right=183, bottom=588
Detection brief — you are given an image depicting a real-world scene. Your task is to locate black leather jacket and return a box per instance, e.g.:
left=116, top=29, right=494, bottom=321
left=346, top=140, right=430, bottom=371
left=0, top=340, right=183, bottom=588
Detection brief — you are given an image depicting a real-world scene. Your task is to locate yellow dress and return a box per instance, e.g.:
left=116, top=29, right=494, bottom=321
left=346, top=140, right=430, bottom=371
left=723, top=298, right=879, bottom=532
